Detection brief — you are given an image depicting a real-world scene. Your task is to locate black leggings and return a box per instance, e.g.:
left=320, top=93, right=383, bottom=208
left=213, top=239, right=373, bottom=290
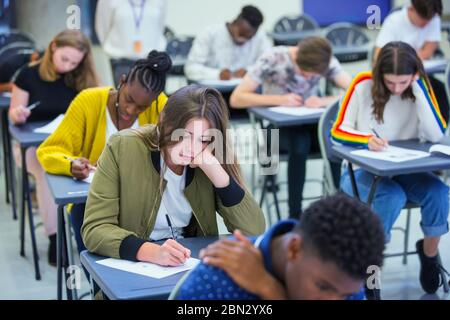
left=279, top=125, right=341, bottom=218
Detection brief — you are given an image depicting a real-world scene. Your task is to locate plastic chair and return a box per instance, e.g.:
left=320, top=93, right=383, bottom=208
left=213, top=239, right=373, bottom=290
left=271, top=14, right=320, bottom=45
left=165, top=36, right=194, bottom=76
left=317, top=100, right=342, bottom=196
left=0, top=29, right=35, bottom=48
left=168, top=269, right=194, bottom=300
left=273, top=14, right=319, bottom=33
left=324, top=22, right=370, bottom=63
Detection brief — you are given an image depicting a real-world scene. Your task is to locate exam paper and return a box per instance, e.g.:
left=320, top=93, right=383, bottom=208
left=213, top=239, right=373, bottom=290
left=351, top=146, right=429, bottom=163
left=82, top=171, right=95, bottom=184
left=96, top=257, right=200, bottom=279
left=33, top=114, right=64, bottom=134
left=268, top=106, right=325, bottom=117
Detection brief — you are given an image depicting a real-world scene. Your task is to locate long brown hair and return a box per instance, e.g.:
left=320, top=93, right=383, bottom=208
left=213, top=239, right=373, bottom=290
left=371, top=41, right=430, bottom=122
left=136, top=85, right=245, bottom=188
left=32, top=29, right=99, bottom=92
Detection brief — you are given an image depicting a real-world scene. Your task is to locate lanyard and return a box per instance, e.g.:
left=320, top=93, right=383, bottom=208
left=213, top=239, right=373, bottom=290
left=128, top=0, right=146, bottom=32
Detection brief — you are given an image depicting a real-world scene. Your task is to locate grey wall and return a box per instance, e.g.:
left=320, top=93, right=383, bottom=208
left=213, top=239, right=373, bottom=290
left=15, top=0, right=76, bottom=49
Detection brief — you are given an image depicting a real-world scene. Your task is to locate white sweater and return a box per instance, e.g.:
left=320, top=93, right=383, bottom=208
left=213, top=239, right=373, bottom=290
left=332, top=74, right=446, bottom=147
left=184, top=24, right=272, bottom=81
left=95, top=0, right=167, bottom=59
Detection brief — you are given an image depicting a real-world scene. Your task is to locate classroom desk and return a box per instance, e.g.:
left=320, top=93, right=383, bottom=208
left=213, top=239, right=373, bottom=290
left=247, top=107, right=323, bottom=128
left=332, top=44, right=371, bottom=63
left=332, top=139, right=450, bottom=293
left=424, top=59, right=449, bottom=75
left=194, top=79, right=242, bottom=94
left=46, top=173, right=90, bottom=300
left=0, top=94, right=16, bottom=219
left=8, top=122, right=49, bottom=281
left=80, top=236, right=221, bottom=300
left=268, top=29, right=322, bottom=46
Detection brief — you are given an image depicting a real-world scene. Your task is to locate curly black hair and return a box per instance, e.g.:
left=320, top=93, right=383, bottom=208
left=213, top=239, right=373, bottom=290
left=411, top=0, right=442, bottom=20
left=126, top=50, right=172, bottom=94
left=295, top=193, right=385, bottom=280
left=238, top=5, right=264, bottom=29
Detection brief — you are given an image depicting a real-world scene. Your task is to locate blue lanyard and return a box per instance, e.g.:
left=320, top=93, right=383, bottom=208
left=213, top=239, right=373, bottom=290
left=128, top=0, right=146, bottom=31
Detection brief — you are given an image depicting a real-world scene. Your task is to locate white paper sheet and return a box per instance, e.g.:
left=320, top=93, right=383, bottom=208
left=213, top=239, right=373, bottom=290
left=197, top=78, right=242, bottom=87
left=351, top=146, right=429, bottom=163
left=33, top=114, right=64, bottom=134
left=268, top=106, right=325, bottom=117
left=96, top=257, right=200, bottom=279
left=82, top=171, right=95, bottom=184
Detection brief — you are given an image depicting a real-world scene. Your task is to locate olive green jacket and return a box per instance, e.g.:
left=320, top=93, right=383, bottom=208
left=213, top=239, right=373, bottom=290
left=81, top=126, right=265, bottom=260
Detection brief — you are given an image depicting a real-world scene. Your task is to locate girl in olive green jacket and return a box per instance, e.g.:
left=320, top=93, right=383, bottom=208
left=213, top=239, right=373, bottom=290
left=82, top=85, right=265, bottom=266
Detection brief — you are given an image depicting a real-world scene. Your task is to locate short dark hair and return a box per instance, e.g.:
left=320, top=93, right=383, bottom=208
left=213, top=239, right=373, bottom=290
left=411, top=0, right=442, bottom=19
left=295, top=193, right=385, bottom=280
left=238, top=5, right=264, bottom=29
left=296, top=37, right=332, bottom=75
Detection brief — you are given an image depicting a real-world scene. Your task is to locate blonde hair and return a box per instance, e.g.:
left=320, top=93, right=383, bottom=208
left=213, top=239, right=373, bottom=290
left=33, top=29, right=99, bottom=92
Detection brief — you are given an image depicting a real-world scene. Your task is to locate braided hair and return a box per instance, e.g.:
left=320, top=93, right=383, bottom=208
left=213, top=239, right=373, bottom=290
left=125, top=50, right=172, bottom=96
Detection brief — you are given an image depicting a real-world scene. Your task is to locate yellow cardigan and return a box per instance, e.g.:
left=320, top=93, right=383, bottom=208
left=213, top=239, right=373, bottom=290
left=37, top=86, right=167, bottom=176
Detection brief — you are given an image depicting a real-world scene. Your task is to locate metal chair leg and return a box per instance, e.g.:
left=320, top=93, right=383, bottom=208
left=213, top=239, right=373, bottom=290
left=403, top=209, right=412, bottom=265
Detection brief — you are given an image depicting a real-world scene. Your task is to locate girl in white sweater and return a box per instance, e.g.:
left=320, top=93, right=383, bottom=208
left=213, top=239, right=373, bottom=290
left=331, top=41, right=449, bottom=296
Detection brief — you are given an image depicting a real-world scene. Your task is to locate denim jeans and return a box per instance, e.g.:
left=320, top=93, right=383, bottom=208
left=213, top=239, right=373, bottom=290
left=341, top=169, right=449, bottom=242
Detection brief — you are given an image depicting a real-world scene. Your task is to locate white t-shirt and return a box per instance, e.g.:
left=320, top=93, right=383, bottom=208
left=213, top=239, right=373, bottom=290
left=149, top=157, right=193, bottom=241
left=375, top=5, right=441, bottom=50
left=185, top=24, right=272, bottom=81
left=105, top=107, right=139, bottom=141
left=95, top=0, right=167, bottom=59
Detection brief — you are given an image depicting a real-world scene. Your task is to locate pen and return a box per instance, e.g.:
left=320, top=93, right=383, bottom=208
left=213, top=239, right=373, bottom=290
left=371, top=128, right=381, bottom=139
left=370, top=126, right=388, bottom=149
left=27, top=101, right=41, bottom=111
left=165, top=214, right=176, bottom=239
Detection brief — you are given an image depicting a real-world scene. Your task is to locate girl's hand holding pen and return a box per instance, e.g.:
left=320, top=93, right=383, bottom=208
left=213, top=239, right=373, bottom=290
left=368, top=126, right=389, bottom=151
left=67, top=156, right=96, bottom=180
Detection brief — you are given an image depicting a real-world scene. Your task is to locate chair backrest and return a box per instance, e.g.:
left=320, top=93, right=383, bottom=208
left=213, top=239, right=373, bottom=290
left=164, top=26, right=175, bottom=41
left=325, top=22, right=370, bottom=63
left=166, top=36, right=194, bottom=75
left=166, top=36, right=194, bottom=59
left=0, top=42, right=36, bottom=83
left=0, top=29, right=35, bottom=49
left=325, top=22, right=369, bottom=47
left=318, top=99, right=341, bottom=196
left=168, top=269, right=194, bottom=300
left=273, top=14, right=319, bottom=33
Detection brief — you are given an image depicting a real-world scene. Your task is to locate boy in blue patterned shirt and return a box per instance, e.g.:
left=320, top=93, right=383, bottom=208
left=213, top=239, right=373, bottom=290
left=177, top=194, right=385, bottom=300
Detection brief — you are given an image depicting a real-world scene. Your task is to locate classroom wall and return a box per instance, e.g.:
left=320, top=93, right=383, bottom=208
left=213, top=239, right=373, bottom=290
left=15, top=0, right=77, bottom=48
left=166, top=0, right=301, bottom=36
